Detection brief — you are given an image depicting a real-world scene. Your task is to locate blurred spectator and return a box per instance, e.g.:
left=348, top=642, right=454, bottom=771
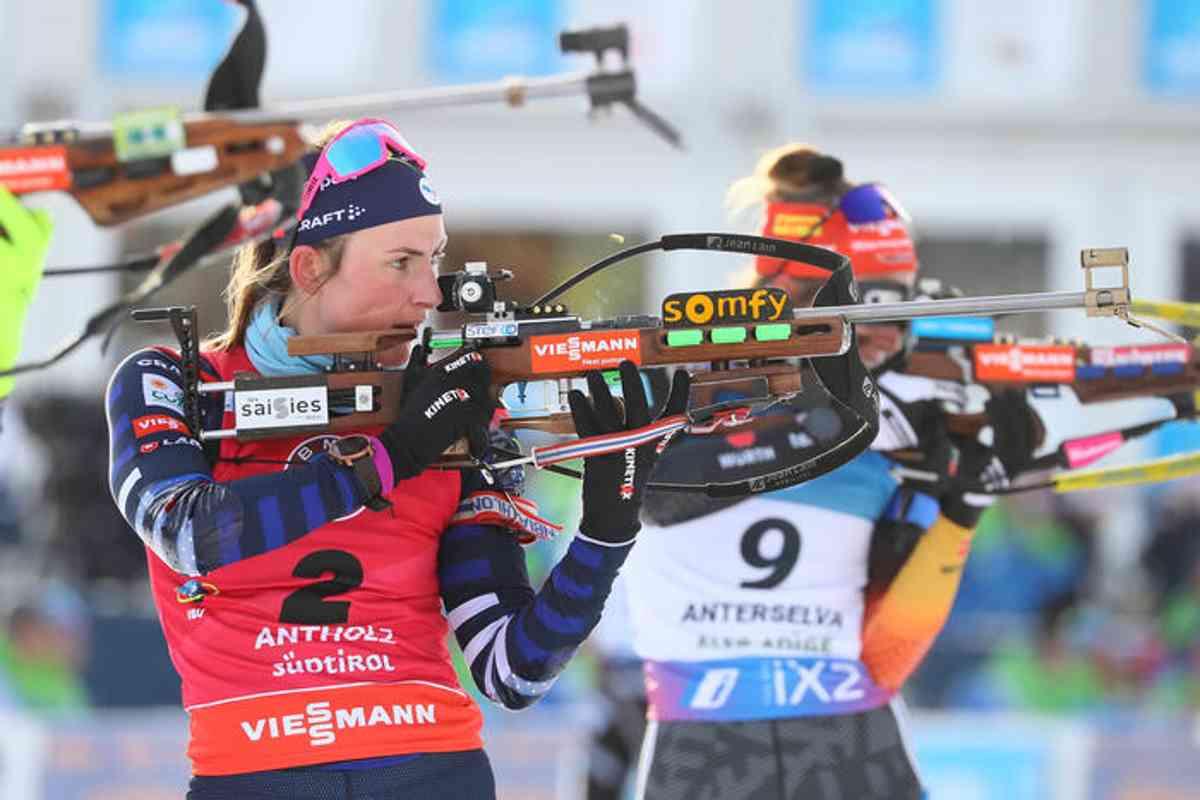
left=1142, top=486, right=1200, bottom=605
left=910, top=493, right=1098, bottom=707
left=0, top=582, right=90, bottom=713
left=946, top=592, right=1107, bottom=712
left=20, top=392, right=147, bottom=584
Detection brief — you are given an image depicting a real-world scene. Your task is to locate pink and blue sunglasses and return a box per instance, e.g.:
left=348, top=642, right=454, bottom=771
left=296, top=118, right=428, bottom=221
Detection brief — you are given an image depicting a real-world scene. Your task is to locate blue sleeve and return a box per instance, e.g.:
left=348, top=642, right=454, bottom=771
left=105, top=348, right=372, bottom=576
left=438, top=471, right=630, bottom=711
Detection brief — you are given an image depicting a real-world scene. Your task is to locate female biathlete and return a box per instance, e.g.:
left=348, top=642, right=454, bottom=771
left=104, top=117, right=687, bottom=799
left=623, top=145, right=1038, bottom=799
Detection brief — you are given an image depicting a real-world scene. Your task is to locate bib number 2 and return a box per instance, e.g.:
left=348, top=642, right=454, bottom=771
left=279, top=549, right=363, bottom=624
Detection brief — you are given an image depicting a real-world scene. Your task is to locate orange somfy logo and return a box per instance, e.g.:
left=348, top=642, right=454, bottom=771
left=974, top=344, right=1076, bottom=382
left=529, top=330, right=642, bottom=373
left=661, top=288, right=791, bottom=328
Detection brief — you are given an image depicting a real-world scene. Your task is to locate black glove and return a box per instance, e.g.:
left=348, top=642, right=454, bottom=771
left=938, top=389, right=1039, bottom=527
left=883, top=385, right=1039, bottom=528
left=377, top=345, right=495, bottom=483
left=568, top=361, right=690, bottom=543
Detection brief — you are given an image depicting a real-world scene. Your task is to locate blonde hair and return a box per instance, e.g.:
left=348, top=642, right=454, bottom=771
left=725, top=143, right=853, bottom=292
left=725, top=142, right=852, bottom=215
left=206, top=120, right=357, bottom=351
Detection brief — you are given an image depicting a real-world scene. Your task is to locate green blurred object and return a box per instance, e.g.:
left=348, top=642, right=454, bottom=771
left=0, top=186, right=54, bottom=398
left=0, top=635, right=87, bottom=713
left=666, top=329, right=703, bottom=347
left=992, top=641, right=1106, bottom=712
left=754, top=323, right=791, bottom=342
left=710, top=326, right=747, bottom=344
left=112, top=107, right=186, bottom=162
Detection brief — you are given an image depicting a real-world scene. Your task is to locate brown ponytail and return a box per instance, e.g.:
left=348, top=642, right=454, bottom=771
left=205, top=119, right=357, bottom=351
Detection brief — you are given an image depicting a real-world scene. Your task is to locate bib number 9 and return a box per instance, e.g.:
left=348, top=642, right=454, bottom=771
left=739, top=518, right=801, bottom=589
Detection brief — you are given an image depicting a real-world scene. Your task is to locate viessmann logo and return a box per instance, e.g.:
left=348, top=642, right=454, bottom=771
left=974, top=344, right=1076, bottom=382
left=240, top=700, right=437, bottom=748
left=529, top=331, right=642, bottom=373
left=0, top=146, right=71, bottom=192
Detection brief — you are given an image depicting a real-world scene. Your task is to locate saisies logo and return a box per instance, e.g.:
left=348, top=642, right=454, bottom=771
left=239, top=395, right=325, bottom=419
left=235, top=386, right=329, bottom=431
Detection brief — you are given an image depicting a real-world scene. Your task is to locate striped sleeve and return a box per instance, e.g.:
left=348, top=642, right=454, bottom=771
left=105, top=348, right=371, bottom=576
left=438, top=479, right=632, bottom=710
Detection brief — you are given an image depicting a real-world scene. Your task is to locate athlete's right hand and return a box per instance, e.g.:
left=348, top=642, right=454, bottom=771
left=570, top=361, right=690, bottom=544
left=892, top=389, right=1038, bottom=528
left=0, top=186, right=54, bottom=397
left=377, top=345, right=495, bottom=483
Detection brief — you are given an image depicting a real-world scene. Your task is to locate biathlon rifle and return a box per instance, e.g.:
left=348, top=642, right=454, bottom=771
left=897, top=250, right=1200, bottom=492
left=1, top=22, right=676, bottom=228
left=0, top=1, right=679, bottom=376
left=135, top=237, right=1138, bottom=498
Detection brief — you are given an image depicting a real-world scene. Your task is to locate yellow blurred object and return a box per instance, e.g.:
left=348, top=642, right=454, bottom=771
left=1053, top=451, right=1200, bottom=492
left=1132, top=300, right=1200, bottom=328
left=608, top=233, right=625, bottom=244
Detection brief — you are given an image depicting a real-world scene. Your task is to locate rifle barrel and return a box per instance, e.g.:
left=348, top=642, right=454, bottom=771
left=794, top=290, right=1107, bottom=324
left=229, top=72, right=595, bottom=123
left=3, top=71, right=599, bottom=141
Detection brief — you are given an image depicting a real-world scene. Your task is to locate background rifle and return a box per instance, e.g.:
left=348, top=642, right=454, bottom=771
left=1, top=22, right=676, bottom=229
left=895, top=255, right=1198, bottom=485
left=0, top=7, right=679, bottom=378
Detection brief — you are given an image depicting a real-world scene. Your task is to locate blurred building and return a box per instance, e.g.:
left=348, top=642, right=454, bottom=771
left=2, top=1, right=1200, bottom=797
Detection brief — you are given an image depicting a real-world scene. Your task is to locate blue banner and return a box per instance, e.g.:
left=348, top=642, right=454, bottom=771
left=100, top=0, right=239, bottom=81
left=1144, top=0, right=1200, bottom=96
left=912, top=316, right=996, bottom=342
left=803, top=0, right=940, bottom=95
left=428, top=0, right=565, bottom=83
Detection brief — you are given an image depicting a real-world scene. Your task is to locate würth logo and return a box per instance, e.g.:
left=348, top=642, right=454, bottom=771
left=424, top=389, right=470, bottom=419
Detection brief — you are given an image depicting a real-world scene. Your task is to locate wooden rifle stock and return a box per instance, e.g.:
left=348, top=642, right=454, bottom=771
left=6, top=120, right=308, bottom=226
left=242, top=316, right=851, bottom=448
left=904, top=340, right=1200, bottom=442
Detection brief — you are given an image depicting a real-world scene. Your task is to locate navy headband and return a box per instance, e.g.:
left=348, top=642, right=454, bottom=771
left=293, top=157, right=442, bottom=248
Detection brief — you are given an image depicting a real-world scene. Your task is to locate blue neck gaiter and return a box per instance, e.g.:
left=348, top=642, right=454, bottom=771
left=244, top=299, right=334, bottom=376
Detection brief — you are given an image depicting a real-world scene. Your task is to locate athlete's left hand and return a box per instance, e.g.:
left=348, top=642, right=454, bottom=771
left=569, top=361, right=689, bottom=544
